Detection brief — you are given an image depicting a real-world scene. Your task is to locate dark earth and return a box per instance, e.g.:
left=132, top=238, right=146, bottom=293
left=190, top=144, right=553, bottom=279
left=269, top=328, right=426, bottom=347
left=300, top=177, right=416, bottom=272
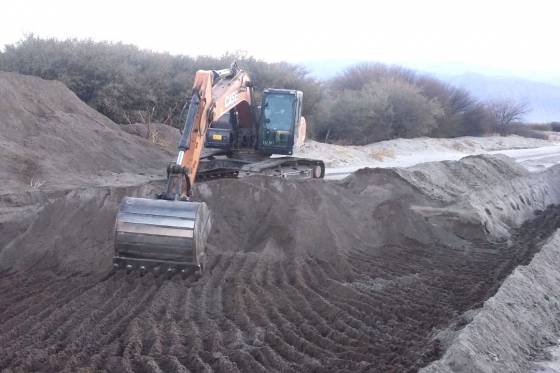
left=1, top=72, right=560, bottom=373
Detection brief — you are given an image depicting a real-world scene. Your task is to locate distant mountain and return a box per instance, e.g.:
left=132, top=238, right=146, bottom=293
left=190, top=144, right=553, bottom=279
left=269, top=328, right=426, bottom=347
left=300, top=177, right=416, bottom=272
left=302, top=61, right=560, bottom=123
left=436, top=73, right=560, bottom=123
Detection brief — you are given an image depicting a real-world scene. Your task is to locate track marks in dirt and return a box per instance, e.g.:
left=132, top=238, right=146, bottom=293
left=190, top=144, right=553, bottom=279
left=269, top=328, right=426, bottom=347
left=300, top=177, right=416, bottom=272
left=2, top=206, right=560, bottom=372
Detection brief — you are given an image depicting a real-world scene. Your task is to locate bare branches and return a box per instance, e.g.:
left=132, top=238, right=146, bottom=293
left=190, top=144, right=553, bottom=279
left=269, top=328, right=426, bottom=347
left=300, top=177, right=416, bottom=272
left=486, top=99, right=530, bottom=134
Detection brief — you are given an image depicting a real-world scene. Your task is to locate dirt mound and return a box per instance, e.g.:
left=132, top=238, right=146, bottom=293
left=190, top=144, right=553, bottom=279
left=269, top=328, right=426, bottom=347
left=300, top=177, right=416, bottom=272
left=0, top=182, right=164, bottom=273
left=121, top=122, right=180, bottom=152
left=201, top=154, right=553, bottom=259
left=0, top=72, right=173, bottom=193
left=422, top=225, right=560, bottom=373
left=2, top=155, right=560, bottom=372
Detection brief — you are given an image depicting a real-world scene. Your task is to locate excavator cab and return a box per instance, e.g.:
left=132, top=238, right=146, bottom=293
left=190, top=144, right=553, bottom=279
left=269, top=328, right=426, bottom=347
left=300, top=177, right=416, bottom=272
left=257, top=89, right=303, bottom=155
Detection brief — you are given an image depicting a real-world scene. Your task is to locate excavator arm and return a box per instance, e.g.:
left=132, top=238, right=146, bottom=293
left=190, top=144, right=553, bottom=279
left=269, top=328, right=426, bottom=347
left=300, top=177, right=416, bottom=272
left=163, top=63, right=253, bottom=200
left=113, top=63, right=253, bottom=275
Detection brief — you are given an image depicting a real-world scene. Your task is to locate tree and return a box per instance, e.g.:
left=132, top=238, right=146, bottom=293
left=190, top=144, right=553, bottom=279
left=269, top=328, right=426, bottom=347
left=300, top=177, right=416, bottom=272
left=311, top=86, right=392, bottom=144
left=311, top=78, right=444, bottom=144
left=1, top=37, right=508, bottom=144
left=0, top=36, right=321, bottom=127
left=375, top=79, right=443, bottom=138
left=330, top=62, right=417, bottom=91
left=314, top=61, right=494, bottom=143
left=486, top=99, right=530, bottom=135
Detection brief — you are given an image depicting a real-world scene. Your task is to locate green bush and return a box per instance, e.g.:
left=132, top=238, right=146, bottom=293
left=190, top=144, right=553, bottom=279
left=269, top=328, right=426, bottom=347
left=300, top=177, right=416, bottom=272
left=549, top=122, right=560, bottom=132
left=507, top=124, right=549, bottom=139
left=0, top=36, right=320, bottom=127
left=311, top=63, right=493, bottom=143
left=1, top=37, right=504, bottom=144
left=525, top=123, right=552, bottom=131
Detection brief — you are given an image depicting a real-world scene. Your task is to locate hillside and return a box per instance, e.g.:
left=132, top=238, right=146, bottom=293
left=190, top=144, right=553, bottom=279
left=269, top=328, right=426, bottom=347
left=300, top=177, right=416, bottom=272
left=0, top=72, right=173, bottom=194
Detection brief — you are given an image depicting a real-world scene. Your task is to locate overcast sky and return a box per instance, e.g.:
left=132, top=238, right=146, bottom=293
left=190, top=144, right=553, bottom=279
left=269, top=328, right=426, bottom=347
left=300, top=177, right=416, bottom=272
left=2, top=0, right=559, bottom=79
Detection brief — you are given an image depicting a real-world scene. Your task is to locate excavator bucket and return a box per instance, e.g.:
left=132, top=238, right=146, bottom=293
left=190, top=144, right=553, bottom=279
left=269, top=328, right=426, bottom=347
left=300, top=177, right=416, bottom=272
left=113, top=197, right=212, bottom=274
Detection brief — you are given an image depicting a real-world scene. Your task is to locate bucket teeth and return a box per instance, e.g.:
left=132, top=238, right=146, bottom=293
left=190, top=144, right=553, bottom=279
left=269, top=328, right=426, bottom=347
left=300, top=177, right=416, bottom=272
left=113, top=258, right=198, bottom=273
left=113, top=197, right=212, bottom=275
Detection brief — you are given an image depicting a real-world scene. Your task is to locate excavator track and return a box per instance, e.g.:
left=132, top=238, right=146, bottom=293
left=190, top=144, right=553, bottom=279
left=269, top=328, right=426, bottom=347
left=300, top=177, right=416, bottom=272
left=196, top=157, right=325, bottom=181
left=239, top=157, right=325, bottom=178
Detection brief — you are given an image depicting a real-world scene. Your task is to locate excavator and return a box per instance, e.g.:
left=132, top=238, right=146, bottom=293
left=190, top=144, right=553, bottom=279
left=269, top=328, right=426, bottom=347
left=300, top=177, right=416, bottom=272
left=113, top=63, right=324, bottom=276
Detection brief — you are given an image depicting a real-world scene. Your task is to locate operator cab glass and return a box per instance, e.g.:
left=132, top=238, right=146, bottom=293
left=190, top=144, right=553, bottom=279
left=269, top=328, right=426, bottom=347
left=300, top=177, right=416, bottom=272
left=258, top=90, right=299, bottom=154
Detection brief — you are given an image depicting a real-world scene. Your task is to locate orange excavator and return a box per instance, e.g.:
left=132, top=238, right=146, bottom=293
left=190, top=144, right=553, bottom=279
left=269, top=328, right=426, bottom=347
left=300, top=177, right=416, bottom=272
left=113, top=63, right=324, bottom=275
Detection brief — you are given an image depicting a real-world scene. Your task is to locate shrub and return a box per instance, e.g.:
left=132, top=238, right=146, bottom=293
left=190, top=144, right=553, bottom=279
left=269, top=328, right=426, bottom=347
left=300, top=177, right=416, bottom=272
left=2, top=37, right=530, bottom=144
left=311, top=63, right=492, bottom=143
left=550, top=122, right=560, bottom=132
left=507, top=124, right=548, bottom=139
left=0, top=36, right=320, bottom=127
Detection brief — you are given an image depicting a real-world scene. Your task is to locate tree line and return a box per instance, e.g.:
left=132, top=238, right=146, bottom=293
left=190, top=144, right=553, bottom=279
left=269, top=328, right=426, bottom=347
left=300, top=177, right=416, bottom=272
left=0, top=36, right=530, bottom=144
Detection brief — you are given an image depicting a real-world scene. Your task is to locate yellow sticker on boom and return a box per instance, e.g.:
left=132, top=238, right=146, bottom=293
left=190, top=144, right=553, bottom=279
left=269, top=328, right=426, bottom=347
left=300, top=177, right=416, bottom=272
left=212, top=134, right=223, bottom=141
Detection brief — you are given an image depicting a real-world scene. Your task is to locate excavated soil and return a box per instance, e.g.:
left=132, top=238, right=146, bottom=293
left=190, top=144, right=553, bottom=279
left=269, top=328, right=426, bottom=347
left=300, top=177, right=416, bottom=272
left=121, top=123, right=180, bottom=152
left=0, top=72, right=172, bottom=193
left=3, top=72, right=560, bottom=372
left=422, top=228, right=560, bottom=373
left=2, top=155, right=560, bottom=372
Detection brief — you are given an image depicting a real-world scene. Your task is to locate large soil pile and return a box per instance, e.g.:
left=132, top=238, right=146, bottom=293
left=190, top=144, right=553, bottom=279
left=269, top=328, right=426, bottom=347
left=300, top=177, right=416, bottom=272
left=121, top=122, right=180, bottom=152
left=2, top=153, right=560, bottom=372
left=0, top=72, right=172, bottom=193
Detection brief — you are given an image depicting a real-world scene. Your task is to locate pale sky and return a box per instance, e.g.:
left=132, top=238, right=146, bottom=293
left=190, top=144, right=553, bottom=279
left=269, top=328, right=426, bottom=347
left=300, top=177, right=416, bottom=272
left=2, top=0, right=559, bottom=79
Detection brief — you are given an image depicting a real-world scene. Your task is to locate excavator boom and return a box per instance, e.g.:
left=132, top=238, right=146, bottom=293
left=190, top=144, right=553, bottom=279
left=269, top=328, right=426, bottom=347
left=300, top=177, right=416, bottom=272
left=113, top=64, right=251, bottom=274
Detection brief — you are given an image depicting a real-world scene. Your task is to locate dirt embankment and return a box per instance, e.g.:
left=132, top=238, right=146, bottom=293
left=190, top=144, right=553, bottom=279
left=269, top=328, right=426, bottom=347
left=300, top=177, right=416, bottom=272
left=2, top=153, right=560, bottom=372
left=422, top=228, right=560, bottom=373
left=121, top=122, right=180, bottom=152
left=0, top=72, right=172, bottom=194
